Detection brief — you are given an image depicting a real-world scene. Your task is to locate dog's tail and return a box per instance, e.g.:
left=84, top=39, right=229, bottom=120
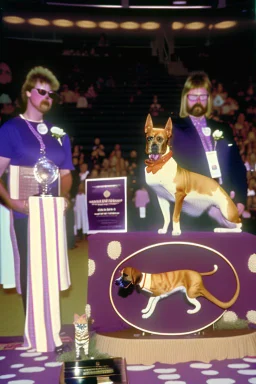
left=200, top=264, right=218, bottom=276
left=200, top=265, right=240, bottom=309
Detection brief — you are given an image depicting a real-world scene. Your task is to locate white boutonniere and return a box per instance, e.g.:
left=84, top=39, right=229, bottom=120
left=212, top=129, right=224, bottom=140
left=50, top=126, right=66, bottom=145
left=212, top=129, right=224, bottom=149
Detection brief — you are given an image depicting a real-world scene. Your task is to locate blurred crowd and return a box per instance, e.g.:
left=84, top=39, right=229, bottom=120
left=1, top=43, right=256, bottom=235
left=210, top=80, right=256, bottom=216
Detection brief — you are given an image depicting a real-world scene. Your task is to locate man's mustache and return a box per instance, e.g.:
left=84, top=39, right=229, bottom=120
left=187, top=103, right=207, bottom=116
left=40, top=100, right=50, bottom=107
left=191, top=103, right=204, bottom=110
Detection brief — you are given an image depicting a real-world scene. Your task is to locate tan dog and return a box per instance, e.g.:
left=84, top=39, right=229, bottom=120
left=115, top=266, right=240, bottom=319
left=144, top=114, right=242, bottom=235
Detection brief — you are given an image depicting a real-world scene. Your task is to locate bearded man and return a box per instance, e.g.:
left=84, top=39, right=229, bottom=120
left=172, top=71, right=247, bottom=229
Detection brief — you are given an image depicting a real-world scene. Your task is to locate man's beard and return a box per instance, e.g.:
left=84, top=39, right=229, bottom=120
left=39, top=100, right=51, bottom=113
left=187, top=103, right=207, bottom=117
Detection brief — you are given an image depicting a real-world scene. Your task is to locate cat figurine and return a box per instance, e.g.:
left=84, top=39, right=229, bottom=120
left=73, top=313, right=90, bottom=360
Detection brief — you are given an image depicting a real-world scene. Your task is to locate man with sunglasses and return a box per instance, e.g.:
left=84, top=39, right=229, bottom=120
left=171, top=71, right=247, bottom=230
left=0, top=66, right=73, bottom=313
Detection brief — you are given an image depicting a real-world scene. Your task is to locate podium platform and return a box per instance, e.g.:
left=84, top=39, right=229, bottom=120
left=87, top=231, right=256, bottom=364
left=88, top=232, right=256, bottom=364
left=88, top=232, right=256, bottom=336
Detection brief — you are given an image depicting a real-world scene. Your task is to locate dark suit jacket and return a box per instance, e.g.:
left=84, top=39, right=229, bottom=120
left=172, top=117, right=247, bottom=205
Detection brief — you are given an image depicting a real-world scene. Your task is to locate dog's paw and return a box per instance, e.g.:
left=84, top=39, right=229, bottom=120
left=141, top=308, right=148, bottom=314
left=172, top=230, right=181, bottom=236
left=214, top=227, right=242, bottom=233
left=158, top=228, right=167, bottom=234
left=142, top=313, right=150, bottom=319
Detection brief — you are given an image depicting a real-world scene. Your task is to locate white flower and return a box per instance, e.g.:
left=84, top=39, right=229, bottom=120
left=212, top=129, right=224, bottom=141
left=50, top=126, right=66, bottom=139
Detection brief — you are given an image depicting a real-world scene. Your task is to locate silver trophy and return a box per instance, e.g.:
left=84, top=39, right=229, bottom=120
left=33, top=155, right=59, bottom=197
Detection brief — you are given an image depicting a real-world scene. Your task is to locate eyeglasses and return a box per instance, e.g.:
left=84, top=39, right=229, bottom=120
left=33, top=88, right=59, bottom=102
left=187, top=94, right=209, bottom=101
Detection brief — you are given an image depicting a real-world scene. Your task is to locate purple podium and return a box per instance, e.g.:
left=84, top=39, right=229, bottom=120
left=87, top=232, right=256, bottom=364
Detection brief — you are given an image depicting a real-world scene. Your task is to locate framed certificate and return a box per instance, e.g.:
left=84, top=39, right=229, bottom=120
left=86, top=177, right=127, bottom=234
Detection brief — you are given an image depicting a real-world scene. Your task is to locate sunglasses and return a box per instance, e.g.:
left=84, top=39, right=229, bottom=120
left=33, top=88, right=59, bottom=102
left=187, top=94, right=209, bottom=102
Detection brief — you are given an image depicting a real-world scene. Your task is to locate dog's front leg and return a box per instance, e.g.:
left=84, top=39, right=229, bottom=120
left=172, top=191, right=186, bottom=236
left=141, top=296, right=155, bottom=314
left=142, top=296, right=160, bottom=319
left=157, top=196, right=170, bottom=234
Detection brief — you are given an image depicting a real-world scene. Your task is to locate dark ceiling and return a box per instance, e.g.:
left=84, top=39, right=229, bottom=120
left=1, top=0, right=254, bottom=18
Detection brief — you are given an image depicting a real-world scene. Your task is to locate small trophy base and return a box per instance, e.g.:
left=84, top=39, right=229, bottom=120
left=62, top=357, right=128, bottom=384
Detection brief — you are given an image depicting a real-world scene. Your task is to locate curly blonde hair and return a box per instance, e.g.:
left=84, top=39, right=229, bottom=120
left=21, top=66, right=60, bottom=104
left=179, top=71, right=213, bottom=118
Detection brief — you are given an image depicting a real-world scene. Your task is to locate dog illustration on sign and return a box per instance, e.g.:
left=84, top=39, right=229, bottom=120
left=144, top=114, right=242, bottom=235
left=115, top=266, right=240, bottom=319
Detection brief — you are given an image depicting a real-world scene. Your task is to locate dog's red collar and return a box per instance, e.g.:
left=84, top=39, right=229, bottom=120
left=145, top=150, right=173, bottom=174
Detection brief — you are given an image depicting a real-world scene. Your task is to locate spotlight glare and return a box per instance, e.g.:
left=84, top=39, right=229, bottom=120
left=28, top=18, right=50, bottom=26
left=172, top=22, right=184, bottom=30
left=52, top=19, right=74, bottom=27
left=3, top=16, right=25, bottom=24
left=214, top=21, right=237, bottom=29
left=141, top=22, right=160, bottom=30
left=185, top=22, right=205, bottom=30
left=98, top=21, right=119, bottom=29
left=120, top=22, right=140, bottom=30
left=76, top=20, right=96, bottom=28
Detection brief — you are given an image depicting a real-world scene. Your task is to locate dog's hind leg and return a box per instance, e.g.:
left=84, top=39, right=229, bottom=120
left=208, top=206, right=242, bottom=233
left=142, top=296, right=160, bottom=319
left=157, top=196, right=170, bottom=234
left=185, top=294, right=201, bottom=314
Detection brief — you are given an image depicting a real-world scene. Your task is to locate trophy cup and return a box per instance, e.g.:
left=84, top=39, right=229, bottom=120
left=33, top=155, right=59, bottom=197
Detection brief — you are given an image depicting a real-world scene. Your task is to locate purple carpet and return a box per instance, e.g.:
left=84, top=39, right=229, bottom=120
left=126, top=358, right=256, bottom=383
left=1, top=334, right=256, bottom=384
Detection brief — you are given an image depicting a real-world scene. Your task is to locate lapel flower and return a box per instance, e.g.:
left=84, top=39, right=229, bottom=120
left=212, top=129, right=224, bottom=141
left=50, top=126, right=66, bottom=145
left=212, top=129, right=224, bottom=150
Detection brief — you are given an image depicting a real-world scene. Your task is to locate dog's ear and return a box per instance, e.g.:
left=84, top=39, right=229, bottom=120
left=131, top=267, right=141, bottom=285
left=145, top=114, right=153, bottom=134
left=165, top=117, right=172, bottom=138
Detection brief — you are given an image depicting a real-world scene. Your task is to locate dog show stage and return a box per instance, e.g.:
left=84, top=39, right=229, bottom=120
left=95, top=328, right=256, bottom=365
left=88, top=231, right=256, bottom=365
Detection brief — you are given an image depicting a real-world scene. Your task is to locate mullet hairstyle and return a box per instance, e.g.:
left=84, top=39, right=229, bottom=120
left=21, top=66, right=60, bottom=104
left=179, top=71, right=213, bottom=118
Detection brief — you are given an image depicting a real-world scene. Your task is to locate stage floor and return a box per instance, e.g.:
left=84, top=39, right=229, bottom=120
left=1, top=329, right=256, bottom=383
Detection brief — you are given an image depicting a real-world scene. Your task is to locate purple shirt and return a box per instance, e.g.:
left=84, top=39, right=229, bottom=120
left=189, top=115, right=213, bottom=152
left=0, top=115, right=74, bottom=218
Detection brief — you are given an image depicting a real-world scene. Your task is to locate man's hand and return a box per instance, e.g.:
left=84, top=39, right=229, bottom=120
left=237, top=203, right=245, bottom=216
left=230, top=191, right=245, bottom=217
left=9, top=199, right=29, bottom=215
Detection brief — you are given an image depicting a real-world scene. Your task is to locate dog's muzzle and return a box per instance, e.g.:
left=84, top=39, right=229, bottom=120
left=150, top=143, right=160, bottom=154
left=115, top=276, right=131, bottom=289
